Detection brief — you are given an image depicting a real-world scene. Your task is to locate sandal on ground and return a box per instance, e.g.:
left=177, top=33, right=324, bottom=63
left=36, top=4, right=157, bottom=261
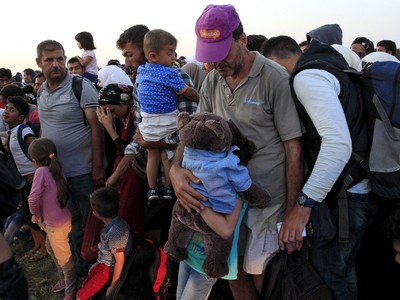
left=51, top=279, right=66, bottom=293
left=28, top=251, right=49, bottom=262
left=21, top=249, right=37, bottom=260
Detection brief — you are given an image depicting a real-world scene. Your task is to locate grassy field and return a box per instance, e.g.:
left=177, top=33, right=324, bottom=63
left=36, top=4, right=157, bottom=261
left=10, top=233, right=234, bottom=300
left=11, top=234, right=69, bottom=300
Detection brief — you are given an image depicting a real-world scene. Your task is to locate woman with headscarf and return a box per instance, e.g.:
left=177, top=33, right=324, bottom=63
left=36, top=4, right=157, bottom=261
left=97, top=65, right=133, bottom=88
left=96, top=84, right=144, bottom=237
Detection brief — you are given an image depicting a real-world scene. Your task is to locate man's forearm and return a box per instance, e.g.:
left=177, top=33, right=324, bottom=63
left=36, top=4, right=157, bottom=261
left=113, top=154, right=135, bottom=178
left=284, top=138, right=303, bottom=209
left=91, top=123, right=105, bottom=168
left=171, top=143, right=184, bottom=167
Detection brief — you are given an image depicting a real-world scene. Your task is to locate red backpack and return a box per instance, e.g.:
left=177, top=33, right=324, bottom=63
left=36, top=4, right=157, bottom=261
left=107, top=237, right=172, bottom=300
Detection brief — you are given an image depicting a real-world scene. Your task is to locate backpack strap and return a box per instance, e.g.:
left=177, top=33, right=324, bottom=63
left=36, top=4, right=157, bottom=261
left=372, top=94, right=400, bottom=141
left=72, top=76, right=87, bottom=126
left=17, top=124, right=30, bottom=160
left=0, top=138, right=9, bottom=155
left=337, top=174, right=353, bottom=242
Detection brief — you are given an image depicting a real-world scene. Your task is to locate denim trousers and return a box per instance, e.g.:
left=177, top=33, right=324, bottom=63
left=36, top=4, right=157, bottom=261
left=176, top=261, right=218, bottom=300
left=66, top=173, right=93, bottom=275
left=43, top=222, right=77, bottom=298
left=309, top=192, right=377, bottom=300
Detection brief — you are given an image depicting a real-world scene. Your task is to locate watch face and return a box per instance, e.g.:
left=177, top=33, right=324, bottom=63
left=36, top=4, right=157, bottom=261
left=298, top=195, right=307, bottom=205
left=297, top=193, right=316, bottom=208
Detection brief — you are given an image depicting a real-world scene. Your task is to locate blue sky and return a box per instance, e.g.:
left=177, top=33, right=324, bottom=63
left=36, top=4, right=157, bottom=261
left=2, top=0, right=399, bottom=74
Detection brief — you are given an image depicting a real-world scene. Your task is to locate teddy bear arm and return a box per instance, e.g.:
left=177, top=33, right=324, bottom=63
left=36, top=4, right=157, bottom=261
left=163, top=203, right=195, bottom=261
left=202, top=231, right=233, bottom=278
left=239, top=183, right=271, bottom=208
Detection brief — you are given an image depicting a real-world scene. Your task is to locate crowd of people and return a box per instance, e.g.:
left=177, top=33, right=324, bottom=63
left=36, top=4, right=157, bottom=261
left=0, top=3, right=399, bottom=300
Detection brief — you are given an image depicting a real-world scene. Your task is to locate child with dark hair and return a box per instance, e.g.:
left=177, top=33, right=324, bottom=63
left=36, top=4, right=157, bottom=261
left=74, top=31, right=98, bottom=85
left=137, top=29, right=199, bottom=203
left=77, top=188, right=132, bottom=300
left=28, top=137, right=77, bottom=300
left=0, top=83, right=34, bottom=106
left=0, top=84, right=41, bottom=134
left=383, top=209, right=400, bottom=265
left=2, top=96, right=48, bottom=260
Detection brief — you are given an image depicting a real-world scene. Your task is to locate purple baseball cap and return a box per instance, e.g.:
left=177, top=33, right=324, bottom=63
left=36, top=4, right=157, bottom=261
left=195, top=4, right=240, bottom=62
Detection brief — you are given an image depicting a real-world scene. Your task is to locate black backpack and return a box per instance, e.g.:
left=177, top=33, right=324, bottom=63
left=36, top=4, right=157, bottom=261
left=105, top=238, right=172, bottom=300
left=290, top=41, right=369, bottom=199
left=0, top=140, right=25, bottom=219
left=291, top=41, right=400, bottom=202
left=71, top=75, right=87, bottom=125
left=261, top=247, right=334, bottom=300
left=290, top=41, right=400, bottom=242
left=355, top=61, right=400, bottom=199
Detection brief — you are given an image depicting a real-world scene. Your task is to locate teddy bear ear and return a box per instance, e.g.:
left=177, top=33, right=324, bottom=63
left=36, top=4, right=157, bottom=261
left=177, top=112, right=191, bottom=130
left=205, top=120, right=225, bottom=139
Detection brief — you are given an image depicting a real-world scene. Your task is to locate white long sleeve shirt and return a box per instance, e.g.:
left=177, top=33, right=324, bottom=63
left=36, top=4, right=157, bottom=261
left=293, top=68, right=370, bottom=202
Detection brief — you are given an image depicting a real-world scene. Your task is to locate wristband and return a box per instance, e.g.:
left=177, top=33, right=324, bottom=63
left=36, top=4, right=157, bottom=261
left=297, top=192, right=317, bottom=208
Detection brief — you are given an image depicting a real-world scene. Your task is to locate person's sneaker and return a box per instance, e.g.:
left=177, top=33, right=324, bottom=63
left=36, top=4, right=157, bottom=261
left=162, top=187, right=173, bottom=201
left=147, top=188, right=160, bottom=205
left=51, top=279, right=65, bottom=293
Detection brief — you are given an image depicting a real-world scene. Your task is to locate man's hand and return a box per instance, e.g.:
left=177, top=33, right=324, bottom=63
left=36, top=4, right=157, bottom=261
left=134, top=128, right=175, bottom=150
left=106, top=173, right=121, bottom=189
left=26, top=173, right=34, bottom=184
left=31, top=215, right=42, bottom=224
left=92, top=166, right=106, bottom=187
left=170, top=163, right=207, bottom=213
left=106, top=286, right=113, bottom=298
left=278, top=204, right=312, bottom=254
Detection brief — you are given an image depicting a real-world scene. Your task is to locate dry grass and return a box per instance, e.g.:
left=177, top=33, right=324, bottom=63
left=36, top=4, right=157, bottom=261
left=11, top=235, right=66, bottom=300
left=10, top=233, right=233, bottom=300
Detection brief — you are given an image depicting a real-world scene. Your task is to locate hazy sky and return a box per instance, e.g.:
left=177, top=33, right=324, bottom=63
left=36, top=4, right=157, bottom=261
left=2, top=0, right=399, bottom=74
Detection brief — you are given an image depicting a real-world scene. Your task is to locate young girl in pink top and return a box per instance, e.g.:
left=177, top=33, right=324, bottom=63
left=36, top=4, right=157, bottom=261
left=74, top=31, right=98, bottom=86
left=28, top=138, right=77, bottom=300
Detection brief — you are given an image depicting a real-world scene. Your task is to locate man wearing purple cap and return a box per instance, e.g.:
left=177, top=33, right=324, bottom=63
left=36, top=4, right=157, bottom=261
left=170, top=4, right=304, bottom=299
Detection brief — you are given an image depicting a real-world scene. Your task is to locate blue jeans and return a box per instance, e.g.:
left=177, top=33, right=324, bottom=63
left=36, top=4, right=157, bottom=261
left=310, top=192, right=377, bottom=300
left=176, top=261, right=218, bottom=300
left=66, top=173, right=93, bottom=275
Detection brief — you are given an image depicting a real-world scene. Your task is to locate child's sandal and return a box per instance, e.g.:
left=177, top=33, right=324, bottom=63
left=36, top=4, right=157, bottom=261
left=28, top=251, right=48, bottom=262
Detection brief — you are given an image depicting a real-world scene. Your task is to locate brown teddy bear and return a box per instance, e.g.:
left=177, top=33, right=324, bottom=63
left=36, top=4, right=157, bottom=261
left=163, top=112, right=271, bottom=278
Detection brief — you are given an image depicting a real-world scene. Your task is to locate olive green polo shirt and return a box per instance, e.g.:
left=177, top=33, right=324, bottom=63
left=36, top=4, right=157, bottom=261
left=198, top=52, right=303, bottom=207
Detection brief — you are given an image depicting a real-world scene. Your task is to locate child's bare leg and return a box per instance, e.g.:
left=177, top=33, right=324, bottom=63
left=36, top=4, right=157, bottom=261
left=161, top=150, right=171, bottom=187
left=147, top=149, right=161, bottom=188
left=161, top=150, right=173, bottom=200
left=146, top=149, right=161, bottom=204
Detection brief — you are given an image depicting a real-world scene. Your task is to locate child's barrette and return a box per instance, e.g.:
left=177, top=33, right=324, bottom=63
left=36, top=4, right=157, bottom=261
left=49, top=153, right=55, bottom=159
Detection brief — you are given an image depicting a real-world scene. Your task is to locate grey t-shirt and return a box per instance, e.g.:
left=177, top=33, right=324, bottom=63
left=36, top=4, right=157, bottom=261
left=198, top=52, right=303, bottom=207
left=38, top=75, right=99, bottom=177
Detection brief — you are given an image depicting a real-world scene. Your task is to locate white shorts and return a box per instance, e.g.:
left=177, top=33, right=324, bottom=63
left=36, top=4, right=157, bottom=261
left=237, top=202, right=285, bottom=275
left=139, top=110, right=178, bottom=142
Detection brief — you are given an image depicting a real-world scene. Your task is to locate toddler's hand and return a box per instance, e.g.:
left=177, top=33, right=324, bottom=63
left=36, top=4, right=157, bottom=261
left=31, top=215, right=42, bottom=224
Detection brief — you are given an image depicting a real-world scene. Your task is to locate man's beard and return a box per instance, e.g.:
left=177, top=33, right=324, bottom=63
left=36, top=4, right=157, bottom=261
left=218, top=53, right=243, bottom=78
